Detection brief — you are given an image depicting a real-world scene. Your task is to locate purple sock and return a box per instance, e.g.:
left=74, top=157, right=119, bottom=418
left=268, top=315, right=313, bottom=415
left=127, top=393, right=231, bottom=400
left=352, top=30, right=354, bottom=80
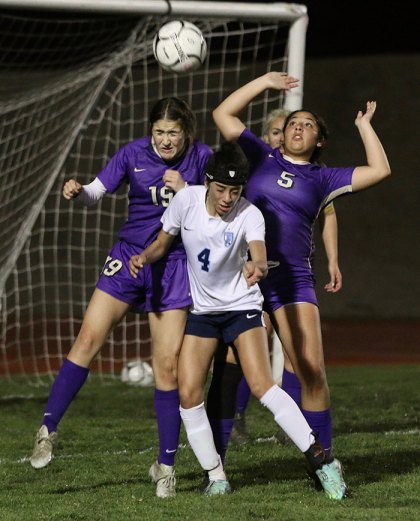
left=302, top=408, right=333, bottom=459
left=42, top=359, right=89, bottom=433
left=154, top=388, right=181, bottom=466
left=235, top=376, right=251, bottom=414
left=209, top=418, right=234, bottom=464
left=282, top=368, right=302, bottom=406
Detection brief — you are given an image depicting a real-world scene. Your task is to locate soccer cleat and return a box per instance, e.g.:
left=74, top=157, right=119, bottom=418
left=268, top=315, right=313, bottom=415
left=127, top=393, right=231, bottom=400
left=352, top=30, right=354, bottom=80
left=315, top=459, right=347, bottom=500
left=149, top=461, right=176, bottom=498
left=30, top=425, right=58, bottom=469
left=204, top=479, right=231, bottom=496
left=230, top=412, right=249, bottom=444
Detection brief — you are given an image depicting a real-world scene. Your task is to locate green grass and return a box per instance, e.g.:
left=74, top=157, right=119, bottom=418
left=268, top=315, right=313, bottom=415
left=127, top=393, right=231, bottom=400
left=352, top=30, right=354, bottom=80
left=1, top=365, right=419, bottom=521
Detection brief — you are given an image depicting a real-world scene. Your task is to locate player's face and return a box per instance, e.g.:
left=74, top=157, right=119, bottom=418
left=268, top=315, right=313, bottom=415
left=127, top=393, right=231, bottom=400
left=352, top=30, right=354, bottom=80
left=283, top=111, right=321, bottom=160
left=206, top=182, right=243, bottom=217
left=151, top=119, right=186, bottom=161
left=264, top=116, right=286, bottom=151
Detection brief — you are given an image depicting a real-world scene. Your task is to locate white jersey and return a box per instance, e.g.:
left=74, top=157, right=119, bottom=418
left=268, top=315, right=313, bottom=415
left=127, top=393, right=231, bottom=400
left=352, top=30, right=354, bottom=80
left=162, top=185, right=265, bottom=314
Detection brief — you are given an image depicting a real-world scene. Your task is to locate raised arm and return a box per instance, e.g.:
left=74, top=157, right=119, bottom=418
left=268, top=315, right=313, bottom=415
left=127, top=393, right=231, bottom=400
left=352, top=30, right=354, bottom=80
left=212, top=72, right=299, bottom=141
left=351, top=101, right=391, bottom=191
left=129, top=229, right=175, bottom=278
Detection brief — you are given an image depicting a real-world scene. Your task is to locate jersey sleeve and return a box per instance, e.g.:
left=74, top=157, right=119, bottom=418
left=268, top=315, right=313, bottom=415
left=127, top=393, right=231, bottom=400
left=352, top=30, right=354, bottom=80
left=237, top=128, right=271, bottom=171
left=97, top=145, right=130, bottom=193
left=161, top=188, right=187, bottom=236
left=244, top=204, right=266, bottom=244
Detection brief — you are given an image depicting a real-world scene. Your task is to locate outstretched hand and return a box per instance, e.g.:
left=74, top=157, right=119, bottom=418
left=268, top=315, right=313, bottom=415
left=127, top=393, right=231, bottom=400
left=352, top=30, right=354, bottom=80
left=355, top=100, right=376, bottom=128
left=265, top=71, right=299, bottom=92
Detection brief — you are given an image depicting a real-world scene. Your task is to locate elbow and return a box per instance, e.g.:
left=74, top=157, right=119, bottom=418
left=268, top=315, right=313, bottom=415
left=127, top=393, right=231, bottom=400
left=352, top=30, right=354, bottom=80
left=212, top=107, right=220, bottom=125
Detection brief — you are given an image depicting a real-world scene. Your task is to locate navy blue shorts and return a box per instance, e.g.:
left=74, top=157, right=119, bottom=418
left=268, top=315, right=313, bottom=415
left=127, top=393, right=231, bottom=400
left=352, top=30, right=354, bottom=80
left=185, top=309, right=265, bottom=344
left=96, top=240, right=192, bottom=313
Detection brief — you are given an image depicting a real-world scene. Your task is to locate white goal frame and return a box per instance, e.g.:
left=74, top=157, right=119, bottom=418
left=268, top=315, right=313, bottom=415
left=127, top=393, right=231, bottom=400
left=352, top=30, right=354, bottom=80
left=0, top=1, right=308, bottom=382
left=0, top=0, right=307, bottom=111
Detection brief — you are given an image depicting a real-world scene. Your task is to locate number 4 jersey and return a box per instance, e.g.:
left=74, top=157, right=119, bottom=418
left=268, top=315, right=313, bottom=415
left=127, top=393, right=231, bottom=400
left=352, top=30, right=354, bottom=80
left=161, top=185, right=265, bottom=314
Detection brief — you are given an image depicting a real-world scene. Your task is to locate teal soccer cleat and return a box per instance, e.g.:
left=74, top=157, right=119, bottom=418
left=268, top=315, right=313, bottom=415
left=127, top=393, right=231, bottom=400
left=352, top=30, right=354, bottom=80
left=315, top=458, right=347, bottom=500
left=204, top=479, right=231, bottom=496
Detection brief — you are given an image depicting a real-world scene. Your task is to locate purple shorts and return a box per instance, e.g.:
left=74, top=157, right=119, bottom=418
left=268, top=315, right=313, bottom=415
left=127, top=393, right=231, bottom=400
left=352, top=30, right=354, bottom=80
left=96, top=240, right=192, bottom=313
left=185, top=310, right=265, bottom=344
left=259, top=265, right=318, bottom=313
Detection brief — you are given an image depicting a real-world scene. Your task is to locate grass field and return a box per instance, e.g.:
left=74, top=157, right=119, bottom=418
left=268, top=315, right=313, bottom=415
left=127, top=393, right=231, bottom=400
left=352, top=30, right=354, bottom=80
left=1, top=365, right=419, bottom=521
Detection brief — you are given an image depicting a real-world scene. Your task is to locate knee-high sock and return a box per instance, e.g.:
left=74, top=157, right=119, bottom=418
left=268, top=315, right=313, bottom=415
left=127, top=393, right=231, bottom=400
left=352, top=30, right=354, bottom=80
left=260, top=384, right=314, bottom=452
left=235, top=376, right=251, bottom=414
left=281, top=368, right=302, bottom=406
left=154, top=388, right=181, bottom=466
left=42, top=359, right=89, bottom=433
left=302, top=408, right=332, bottom=459
left=180, top=402, right=223, bottom=473
left=207, top=362, right=242, bottom=463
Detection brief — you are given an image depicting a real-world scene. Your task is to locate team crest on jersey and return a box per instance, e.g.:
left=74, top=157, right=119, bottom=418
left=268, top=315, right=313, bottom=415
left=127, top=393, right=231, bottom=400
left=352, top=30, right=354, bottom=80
left=224, top=231, right=234, bottom=247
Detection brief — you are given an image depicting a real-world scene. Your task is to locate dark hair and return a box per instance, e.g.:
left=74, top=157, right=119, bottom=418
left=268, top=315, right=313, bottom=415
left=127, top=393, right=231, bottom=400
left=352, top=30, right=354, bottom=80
left=205, top=142, right=249, bottom=186
left=283, top=109, right=329, bottom=163
left=149, top=97, right=196, bottom=148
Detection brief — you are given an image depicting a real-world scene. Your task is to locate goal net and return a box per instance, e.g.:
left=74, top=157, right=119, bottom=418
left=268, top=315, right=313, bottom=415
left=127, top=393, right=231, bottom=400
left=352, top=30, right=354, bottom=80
left=0, top=1, right=307, bottom=384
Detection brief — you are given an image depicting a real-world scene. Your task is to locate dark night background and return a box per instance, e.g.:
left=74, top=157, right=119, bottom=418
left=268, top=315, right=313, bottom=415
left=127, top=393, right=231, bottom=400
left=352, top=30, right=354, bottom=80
left=216, top=1, right=420, bottom=321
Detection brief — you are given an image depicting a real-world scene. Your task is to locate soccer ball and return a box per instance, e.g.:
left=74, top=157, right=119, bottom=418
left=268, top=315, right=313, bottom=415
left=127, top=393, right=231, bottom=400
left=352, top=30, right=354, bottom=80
left=121, top=359, right=154, bottom=387
left=153, top=20, right=207, bottom=73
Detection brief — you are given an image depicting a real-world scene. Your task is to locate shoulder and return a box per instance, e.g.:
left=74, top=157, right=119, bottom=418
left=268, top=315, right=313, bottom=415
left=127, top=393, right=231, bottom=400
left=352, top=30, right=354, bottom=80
left=118, top=136, right=149, bottom=149
left=238, top=197, right=265, bottom=221
left=114, top=136, right=150, bottom=159
left=175, top=184, right=205, bottom=203
left=190, top=140, right=213, bottom=158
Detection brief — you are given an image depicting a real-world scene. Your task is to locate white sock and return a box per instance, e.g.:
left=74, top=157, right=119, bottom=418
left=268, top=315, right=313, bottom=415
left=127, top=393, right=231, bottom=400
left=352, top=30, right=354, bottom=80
left=180, top=402, right=226, bottom=479
left=260, top=384, right=315, bottom=452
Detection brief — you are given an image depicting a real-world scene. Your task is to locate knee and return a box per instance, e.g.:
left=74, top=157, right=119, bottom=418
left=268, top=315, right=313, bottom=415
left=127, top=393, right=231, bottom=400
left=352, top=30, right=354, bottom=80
left=179, top=385, right=201, bottom=409
left=153, top=354, right=178, bottom=385
left=72, top=328, right=101, bottom=358
left=299, top=363, right=327, bottom=391
left=248, top=379, right=272, bottom=401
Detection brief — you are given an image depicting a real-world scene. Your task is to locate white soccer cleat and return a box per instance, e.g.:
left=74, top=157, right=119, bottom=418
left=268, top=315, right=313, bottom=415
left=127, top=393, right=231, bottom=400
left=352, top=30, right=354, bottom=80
left=30, top=425, right=58, bottom=469
left=149, top=461, right=176, bottom=498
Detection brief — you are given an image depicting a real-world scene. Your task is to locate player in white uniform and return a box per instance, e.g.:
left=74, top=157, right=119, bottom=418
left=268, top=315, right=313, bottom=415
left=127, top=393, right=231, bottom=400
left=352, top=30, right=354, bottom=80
left=130, top=142, right=346, bottom=499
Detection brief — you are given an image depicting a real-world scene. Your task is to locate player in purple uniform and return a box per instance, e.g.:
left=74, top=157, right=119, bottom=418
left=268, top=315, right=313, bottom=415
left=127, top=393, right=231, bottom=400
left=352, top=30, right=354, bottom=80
left=212, top=71, right=391, bottom=489
left=30, top=97, right=212, bottom=499
left=130, top=142, right=347, bottom=499
left=230, top=108, right=342, bottom=444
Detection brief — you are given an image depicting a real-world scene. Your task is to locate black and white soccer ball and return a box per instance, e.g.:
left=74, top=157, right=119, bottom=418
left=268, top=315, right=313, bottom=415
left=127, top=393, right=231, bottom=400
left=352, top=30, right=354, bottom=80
left=121, top=359, right=154, bottom=387
left=153, top=20, right=207, bottom=73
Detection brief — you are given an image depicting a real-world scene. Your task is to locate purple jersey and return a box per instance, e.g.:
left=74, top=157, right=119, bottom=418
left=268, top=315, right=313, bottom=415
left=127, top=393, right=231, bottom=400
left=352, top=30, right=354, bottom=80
left=97, top=137, right=212, bottom=257
left=238, top=129, right=354, bottom=270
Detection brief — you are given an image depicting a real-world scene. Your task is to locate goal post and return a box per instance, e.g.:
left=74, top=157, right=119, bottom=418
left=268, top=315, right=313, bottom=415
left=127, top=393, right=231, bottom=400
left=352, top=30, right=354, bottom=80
left=0, top=1, right=307, bottom=383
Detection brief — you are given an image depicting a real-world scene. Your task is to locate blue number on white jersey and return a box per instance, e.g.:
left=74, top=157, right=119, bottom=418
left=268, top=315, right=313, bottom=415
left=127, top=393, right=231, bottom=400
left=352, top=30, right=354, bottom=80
left=197, top=248, right=210, bottom=272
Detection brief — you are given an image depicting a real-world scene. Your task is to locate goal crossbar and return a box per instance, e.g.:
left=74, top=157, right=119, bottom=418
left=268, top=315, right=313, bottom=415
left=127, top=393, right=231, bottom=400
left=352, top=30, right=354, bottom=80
left=0, top=1, right=307, bottom=21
